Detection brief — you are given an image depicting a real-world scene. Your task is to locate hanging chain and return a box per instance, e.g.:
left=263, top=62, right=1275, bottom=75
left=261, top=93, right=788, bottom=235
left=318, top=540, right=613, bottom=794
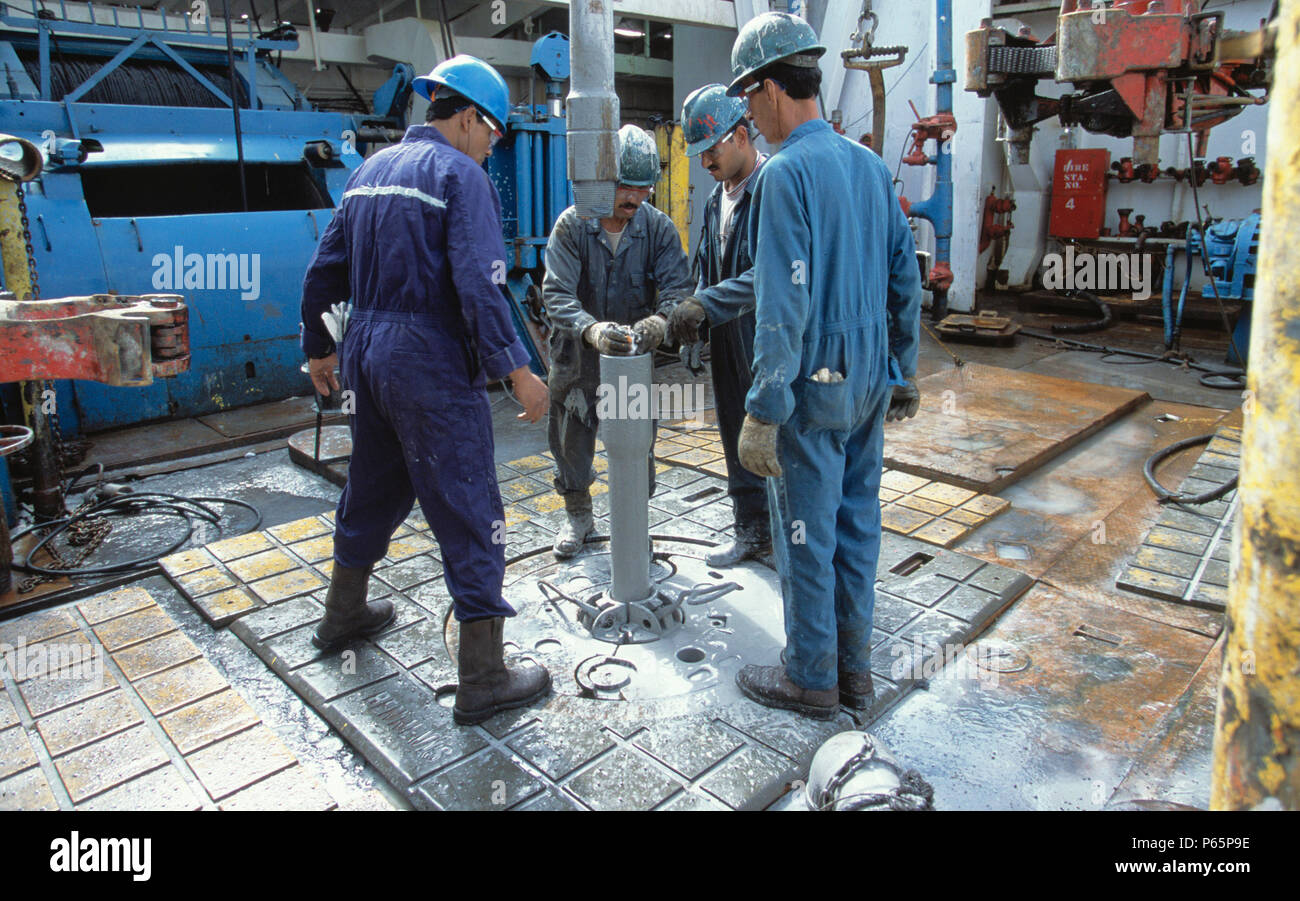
left=14, top=181, right=39, bottom=301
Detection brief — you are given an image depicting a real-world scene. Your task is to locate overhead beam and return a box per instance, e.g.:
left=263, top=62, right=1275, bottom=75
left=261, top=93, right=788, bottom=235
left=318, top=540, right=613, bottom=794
left=457, top=34, right=672, bottom=78
left=528, top=0, right=735, bottom=30
left=450, top=1, right=551, bottom=38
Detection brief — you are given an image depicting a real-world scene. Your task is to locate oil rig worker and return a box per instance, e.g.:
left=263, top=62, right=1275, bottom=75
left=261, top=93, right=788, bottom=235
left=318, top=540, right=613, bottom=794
left=724, top=12, right=923, bottom=719
left=299, top=54, right=552, bottom=726
left=542, top=124, right=694, bottom=560
left=667, top=84, right=772, bottom=568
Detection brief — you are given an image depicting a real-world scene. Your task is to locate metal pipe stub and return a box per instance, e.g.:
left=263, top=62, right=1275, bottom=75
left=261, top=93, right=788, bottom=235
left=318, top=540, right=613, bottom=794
left=598, top=352, right=653, bottom=607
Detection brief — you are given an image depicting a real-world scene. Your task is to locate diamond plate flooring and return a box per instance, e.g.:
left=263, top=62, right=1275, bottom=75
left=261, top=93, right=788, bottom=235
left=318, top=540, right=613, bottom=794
left=651, top=427, right=1011, bottom=548
left=0, top=585, right=339, bottom=810
left=1116, top=428, right=1240, bottom=610
left=158, top=444, right=1034, bottom=810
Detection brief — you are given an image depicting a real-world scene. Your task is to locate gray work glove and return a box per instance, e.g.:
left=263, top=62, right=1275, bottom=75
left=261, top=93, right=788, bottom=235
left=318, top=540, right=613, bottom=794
left=632, top=314, right=668, bottom=355
left=667, top=296, right=708, bottom=345
left=584, top=321, right=635, bottom=355
left=886, top=378, right=920, bottom=422
left=679, top=341, right=706, bottom=375
left=738, top=414, right=782, bottom=478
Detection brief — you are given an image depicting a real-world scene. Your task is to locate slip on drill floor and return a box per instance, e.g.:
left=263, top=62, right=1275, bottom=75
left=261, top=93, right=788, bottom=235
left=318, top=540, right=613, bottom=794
left=0, top=585, right=341, bottom=811
left=156, top=450, right=1034, bottom=811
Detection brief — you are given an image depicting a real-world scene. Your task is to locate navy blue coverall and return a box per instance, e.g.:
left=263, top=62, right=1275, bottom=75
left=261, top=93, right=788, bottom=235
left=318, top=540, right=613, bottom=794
left=300, top=125, right=531, bottom=622
left=692, top=157, right=770, bottom=539
left=746, top=119, right=921, bottom=691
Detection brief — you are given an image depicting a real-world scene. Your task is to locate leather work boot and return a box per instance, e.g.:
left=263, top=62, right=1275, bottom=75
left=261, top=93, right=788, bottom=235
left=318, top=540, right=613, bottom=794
left=312, top=564, right=396, bottom=650
left=454, top=617, right=552, bottom=725
left=553, top=494, right=595, bottom=559
left=736, top=664, right=839, bottom=721
left=705, top=523, right=771, bottom=568
left=839, top=670, right=875, bottom=710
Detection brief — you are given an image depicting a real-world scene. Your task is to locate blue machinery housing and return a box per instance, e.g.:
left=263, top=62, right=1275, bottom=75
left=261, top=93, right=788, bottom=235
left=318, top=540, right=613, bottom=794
left=0, top=4, right=568, bottom=435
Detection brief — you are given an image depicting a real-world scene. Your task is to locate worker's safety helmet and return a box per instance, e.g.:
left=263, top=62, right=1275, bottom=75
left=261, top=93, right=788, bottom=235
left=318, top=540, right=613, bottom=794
left=681, top=84, right=749, bottom=157
left=726, top=11, right=826, bottom=97
left=617, top=124, right=660, bottom=187
left=413, top=54, right=510, bottom=133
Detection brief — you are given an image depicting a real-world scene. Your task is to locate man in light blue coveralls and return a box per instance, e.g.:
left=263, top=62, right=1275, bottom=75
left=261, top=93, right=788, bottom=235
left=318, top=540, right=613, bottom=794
left=300, top=55, right=553, bottom=726
left=723, top=12, right=922, bottom=719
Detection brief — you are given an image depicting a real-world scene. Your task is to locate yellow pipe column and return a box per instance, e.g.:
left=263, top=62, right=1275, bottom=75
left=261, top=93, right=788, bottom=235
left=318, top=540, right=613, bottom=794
left=653, top=122, right=690, bottom=253
left=0, top=178, right=33, bottom=298
left=1211, top=0, right=1300, bottom=810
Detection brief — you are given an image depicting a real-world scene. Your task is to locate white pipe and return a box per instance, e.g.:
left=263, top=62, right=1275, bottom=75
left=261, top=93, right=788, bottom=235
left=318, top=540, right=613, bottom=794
left=306, top=1, right=324, bottom=71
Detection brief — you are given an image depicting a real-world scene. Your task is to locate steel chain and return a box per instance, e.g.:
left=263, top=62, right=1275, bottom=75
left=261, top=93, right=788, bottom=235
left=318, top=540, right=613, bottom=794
left=812, top=740, right=936, bottom=811
left=17, top=491, right=113, bottom=594
left=15, top=181, right=39, bottom=300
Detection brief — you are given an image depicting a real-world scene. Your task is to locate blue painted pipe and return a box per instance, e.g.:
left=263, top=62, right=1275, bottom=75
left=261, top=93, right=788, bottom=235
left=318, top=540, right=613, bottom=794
left=905, top=0, right=956, bottom=319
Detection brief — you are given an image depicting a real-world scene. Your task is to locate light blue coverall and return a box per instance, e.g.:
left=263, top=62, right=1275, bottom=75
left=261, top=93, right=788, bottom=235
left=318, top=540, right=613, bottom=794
left=746, top=118, right=922, bottom=691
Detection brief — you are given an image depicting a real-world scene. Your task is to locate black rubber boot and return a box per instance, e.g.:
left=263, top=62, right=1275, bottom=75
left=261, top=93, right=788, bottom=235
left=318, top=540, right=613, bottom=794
left=453, top=617, right=552, bottom=725
left=736, top=664, right=839, bottom=720
left=553, top=493, right=594, bottom=560
left=705, top=522, right=771, bottom=567
left=311, top=564, right=396, bottom=650
left=838, top=670, right=875, bottom=710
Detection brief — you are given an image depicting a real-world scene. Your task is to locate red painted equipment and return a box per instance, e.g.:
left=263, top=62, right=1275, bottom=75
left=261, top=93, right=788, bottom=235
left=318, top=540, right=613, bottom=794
left=1049, top=148, right=1110, bottom=239
left=0, top=294, right=189, bottom=386
left=979, top=189, right=1014, bottom=254
left=966, top=1, right=1274, bottom=167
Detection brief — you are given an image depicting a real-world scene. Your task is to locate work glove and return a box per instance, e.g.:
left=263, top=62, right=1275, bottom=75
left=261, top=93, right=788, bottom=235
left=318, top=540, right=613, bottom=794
left=584, top=321, right=635, bottom=355
left=667, top=296, right=708, bottom=345
left=886, top=378, right=920, bottom=422
left=679, top=341, right=706, bottom=376
left=631, top=314, right=668, bottom=354
left=738, top=414, right=782, bottom=478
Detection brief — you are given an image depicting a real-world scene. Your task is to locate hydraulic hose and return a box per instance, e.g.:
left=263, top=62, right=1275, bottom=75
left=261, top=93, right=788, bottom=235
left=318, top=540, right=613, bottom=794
left=10, top=491, right=262, bottom=577
left=1050, top=290, right=1114, bottom=335
left=1144, top=433, right=1238, bottom=506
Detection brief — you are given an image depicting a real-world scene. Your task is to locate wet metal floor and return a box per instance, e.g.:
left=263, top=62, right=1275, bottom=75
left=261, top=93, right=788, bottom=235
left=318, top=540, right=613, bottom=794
left=158, top=463, right=1030, bottom=809
left=0, top=316, right=1240, bottom=809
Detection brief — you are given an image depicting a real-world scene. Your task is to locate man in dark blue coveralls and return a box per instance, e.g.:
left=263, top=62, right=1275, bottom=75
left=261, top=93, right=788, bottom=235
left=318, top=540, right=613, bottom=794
left=300, top=55, right=553, bottom=726
left=669, top=83, right=771, bottom=567
left=722, top=12, right=923, bottom=720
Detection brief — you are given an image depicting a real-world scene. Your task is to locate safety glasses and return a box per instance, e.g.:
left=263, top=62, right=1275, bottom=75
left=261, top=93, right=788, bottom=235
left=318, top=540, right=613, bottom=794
left=476, top=111, right=503, bottom=148
left=700, top=128, right=739, bottom=159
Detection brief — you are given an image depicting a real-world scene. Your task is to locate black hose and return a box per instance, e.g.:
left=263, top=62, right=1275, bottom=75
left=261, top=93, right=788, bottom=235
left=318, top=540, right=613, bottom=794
left=10, top=492, right=261, bottom=578
left=1144, top=433, right=1238, bottom=506
left=1021, top=328, right=1246, bottom=384
left=1200, top=373, right=1247, bottom=390
left=1050, top=290, right=1114, bottom=335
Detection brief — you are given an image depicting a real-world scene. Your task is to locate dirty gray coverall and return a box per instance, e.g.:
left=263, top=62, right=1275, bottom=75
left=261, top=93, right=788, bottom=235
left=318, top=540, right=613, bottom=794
left=541, top=202, right=693, bottom=501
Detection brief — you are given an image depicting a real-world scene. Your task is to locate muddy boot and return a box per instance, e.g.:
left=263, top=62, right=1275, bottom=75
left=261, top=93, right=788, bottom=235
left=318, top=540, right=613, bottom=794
left=838, top=670, right=875, bottom=710
left=553, top=493, right=594, bottom=559
left=705, top=522, right=771, bottom=568
left=312, top=564, right=396, bottom=650
left=736, top=664, right=839, bottom=721
left=453, top=617, right=552, bottom=725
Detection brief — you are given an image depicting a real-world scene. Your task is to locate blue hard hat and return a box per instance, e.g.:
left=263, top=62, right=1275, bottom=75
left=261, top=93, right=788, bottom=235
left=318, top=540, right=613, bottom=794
left=618, top=125, right=660, bottom=187
left=413, top=54, right=510, bottom=132
left=726, top=11, right=826, bottom=97
left=681, top=84, right=749, bottom=156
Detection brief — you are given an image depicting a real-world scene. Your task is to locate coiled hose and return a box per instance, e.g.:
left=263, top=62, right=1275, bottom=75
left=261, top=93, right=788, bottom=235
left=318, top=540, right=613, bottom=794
left=10, top=490, right=261, bottom=577
left=1144, top=433, right=1238, bottom=506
